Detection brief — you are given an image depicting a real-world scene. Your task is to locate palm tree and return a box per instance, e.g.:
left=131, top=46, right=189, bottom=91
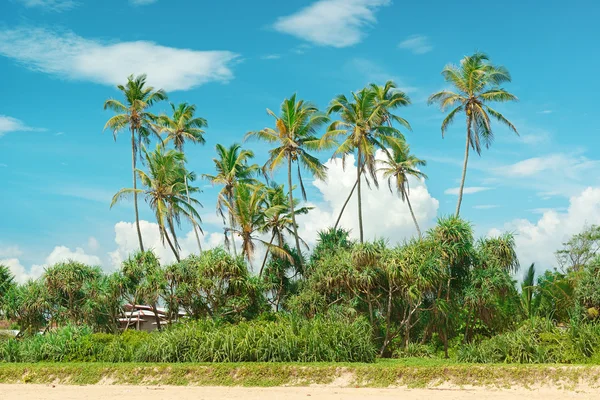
left=326, top=83, right=409, bottom=243
left=203, top=143, right=260, bottom=256
left=111, top=145, right=202, bottom=262
left=428, top=52, right=518, bottom=216
left=378, top=142, right=427, bottom=238
left=104, top=74, right=168, bottom=252
left=246, top=94, right=331, bottom=266
left=259, top=182, right=311, bottom=276
left=223, top=182, right=290, bottom=268
left=159, top=102, right=208, bottom=253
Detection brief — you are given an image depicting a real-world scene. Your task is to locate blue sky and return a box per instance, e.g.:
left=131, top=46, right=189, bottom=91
left=1, top=0, right=600, bottom=280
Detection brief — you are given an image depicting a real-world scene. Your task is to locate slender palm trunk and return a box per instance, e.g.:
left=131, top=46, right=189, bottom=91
left=455, top=117, right=472, bottom=216
left=162, top=226, right=181, bottom=262
left=131, top=129, right=144, bottom=252
left=288, top=156, right=303, bottom=268
left=334, top=178, right=358, bottom=230
left=259, top=232, right=276, bottom=277
left=185, top=174, right=203, bottom=254
left=402, top=186, right=422, bottom=238
left=229, top=210, right=238, bottom=257
left=152, top=302, right=162, bottom=331
left=357, top=148, right=364, bottom=243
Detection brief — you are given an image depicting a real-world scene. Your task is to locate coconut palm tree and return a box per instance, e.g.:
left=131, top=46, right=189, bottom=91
left=246, top=94, right=331, bottom=266
left=111, top=145, right=202, bottom=262
left=159, top=102, right=208, bottom=253
left=378, top=142, right=427, bottom=238
left=104, top=74, right=168, bottom=252
left=326, top=83, right=409, bottom=243
left=203, top=143, right=260, bottom=256
left=223, top=182, right=290, bottom=268
left=259, top=182, right=312, bottom=276
left=428, top=52, right=518, bottom=216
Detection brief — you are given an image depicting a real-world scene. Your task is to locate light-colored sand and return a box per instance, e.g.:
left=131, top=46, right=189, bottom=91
left=1, top=384, right=599, bottom=400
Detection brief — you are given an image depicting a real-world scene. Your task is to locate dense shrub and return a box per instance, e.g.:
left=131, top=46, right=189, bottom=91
left=0, top=316, right=375, bottom=363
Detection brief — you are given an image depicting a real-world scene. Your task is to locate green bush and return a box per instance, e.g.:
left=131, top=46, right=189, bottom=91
left=0, top=316, right=375, bottom=363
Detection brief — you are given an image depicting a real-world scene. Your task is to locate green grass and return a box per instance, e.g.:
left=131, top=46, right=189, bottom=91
left=1, top=359, right=600, bottom=389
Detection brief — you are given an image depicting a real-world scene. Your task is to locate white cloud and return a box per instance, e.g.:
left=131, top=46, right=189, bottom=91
left=297, top=151, right=439, bottom=245
left=0, top=258, right=45, bottom=284
left=345, top=58, right=418, bottom=92
left=87, top=237, right=99, bottom=252
left=0, top=27, right=240, bottom=91
left=491, top=187, right=600, bottom=272
left=444, top=186, right=492, bottom=195
left=398, top=34, right=433, bottom=54
left=273, top=0, right=390, bottom=48
left=16, top=0, right=77, bottom=12
left=130, top=0, right=157, bottom=5
left=0, top=245, right=23, bottom=258
left=261, top=54, right=281, bottom=60
left=538, top=110, right=553, bottom=114
left=0, top=115, right=40, bottom=137
left=474, top=204, right=499, bottom=210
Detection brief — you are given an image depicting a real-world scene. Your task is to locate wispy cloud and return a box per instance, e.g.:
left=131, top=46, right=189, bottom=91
left=538, top=110, right=553, bottom=114
left=345, top=58, right=418, bottom=92
left=0, top=115, right=43, bottom=137
left=474, top=204, right=499, bottom=210
left=0, top=27, right=240, bottom=92
left=444, top=187, right=492, bottom=195
left=398, top=34, right=433, bottom=54
left=261, top=54, right=281, bottom=60
left=129, top=0, right=157, bottom=5
left=273, top=0, right=391, bottom=48
left=16, top=0, right=77, bottom=12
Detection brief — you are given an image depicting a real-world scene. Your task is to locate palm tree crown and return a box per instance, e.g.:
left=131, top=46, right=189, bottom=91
left=159, top=102, right=207, bottom=152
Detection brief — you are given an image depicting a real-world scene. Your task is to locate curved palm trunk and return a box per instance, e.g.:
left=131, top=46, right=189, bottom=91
left=152, top=302, right=162, bottom=331
left=288, top=156, right=304, bottom=268
left=131, top=129, right=144, bottom=252
left=184, top=174, right=203, bottom=254
left=334, top=178, right=358, bottom=230
left=455, top=117, right=472, bottom=216
left=402, top=186, right=422, bottom=239
left=162, top=226, right=181, bottom=263
left=357, top=148, right=364, bottom=243
left=229, top=210, right=238, bottom=258
left=259, top=232, right=276, bottom=277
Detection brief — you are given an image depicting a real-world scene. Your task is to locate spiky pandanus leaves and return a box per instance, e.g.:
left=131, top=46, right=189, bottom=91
left=326, top=81, right=411, bottom=242
left=428, top=53, right=518, bottom=215
left=103, top=74, right=168, bottom=252
left=246, top=94, right=332, bottom=267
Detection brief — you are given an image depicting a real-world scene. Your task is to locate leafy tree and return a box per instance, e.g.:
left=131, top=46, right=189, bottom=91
left=0, top=265, right=15, bottom=319
left=159, top=102, right=208, bottom=253
left=428, top=53, right=518, bottom=215
left=327, top=82, right=409, bottom=242
left=521, top=263, right=537, bottom=319
left=104, top=74, right=168, bottom=252
left=4, top=280, right=49, bottom=336
left=556, top=225, right=600, bottom=272
left=112, top=145, right=202, bottom=262
left=203, top=143, right=260, bottom=256
left=378, top=142, right=427, bottom=238
left=246, top=94, right=330, bottom=266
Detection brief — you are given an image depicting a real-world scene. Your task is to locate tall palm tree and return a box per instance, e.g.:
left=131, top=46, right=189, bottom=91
left=203, top=143, right=259, bottom=256
left=111, top=145, right=202, bottom=262
left=246, top=94, right=331, bottom=266
left=159, top=102, right=208, bottom=253
left=378, top=142, right=427, bottom=238
left=104, top=74, right=168, bottom=252
left=326, top=83, right=409, bottom=243
left=224, top=182, right=290, bottom=267
left=259, top=182, right=311, bottom=276
left=428, top=52, right=518, bottom=216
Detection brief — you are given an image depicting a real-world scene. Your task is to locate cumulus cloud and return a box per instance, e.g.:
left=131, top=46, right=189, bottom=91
left=273, top=0, right=390, bottom=48
left=0, top=27, right=239, bottom=91
left=296, top=151, right=439, bottom=245
left=444, top=186, right=492, bottom=195
left=16, top=0, right=77, bottom=12
left=398, top=34, right=433, bottom=54
left=490, top=187, right=600, bottom=272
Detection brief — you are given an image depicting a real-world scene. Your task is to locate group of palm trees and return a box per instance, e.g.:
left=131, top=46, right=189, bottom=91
left=103, top=52, right=518, bottom=268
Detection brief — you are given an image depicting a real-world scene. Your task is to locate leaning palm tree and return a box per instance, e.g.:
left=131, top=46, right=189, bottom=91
left=104, top=74, right=168, bottom=252
left=378, top=142, right=427, bottom=238
left=159, top=102, right=208, bottom=253
left=326, top=83, right=409, bottom=242
left=246, top=94, right=331, bottom=266
left=111, top=145, right=202, bottom=262
left=259, top=182, right=312, bottom=276
left=224, top=182, right=291, bottom=268
left=428, top=52, right=518, bottom=215
left=203, top=143, right=260, bottom=256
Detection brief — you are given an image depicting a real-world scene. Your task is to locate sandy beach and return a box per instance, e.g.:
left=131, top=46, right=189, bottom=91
left=2, top=385, right=599, bottom=400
